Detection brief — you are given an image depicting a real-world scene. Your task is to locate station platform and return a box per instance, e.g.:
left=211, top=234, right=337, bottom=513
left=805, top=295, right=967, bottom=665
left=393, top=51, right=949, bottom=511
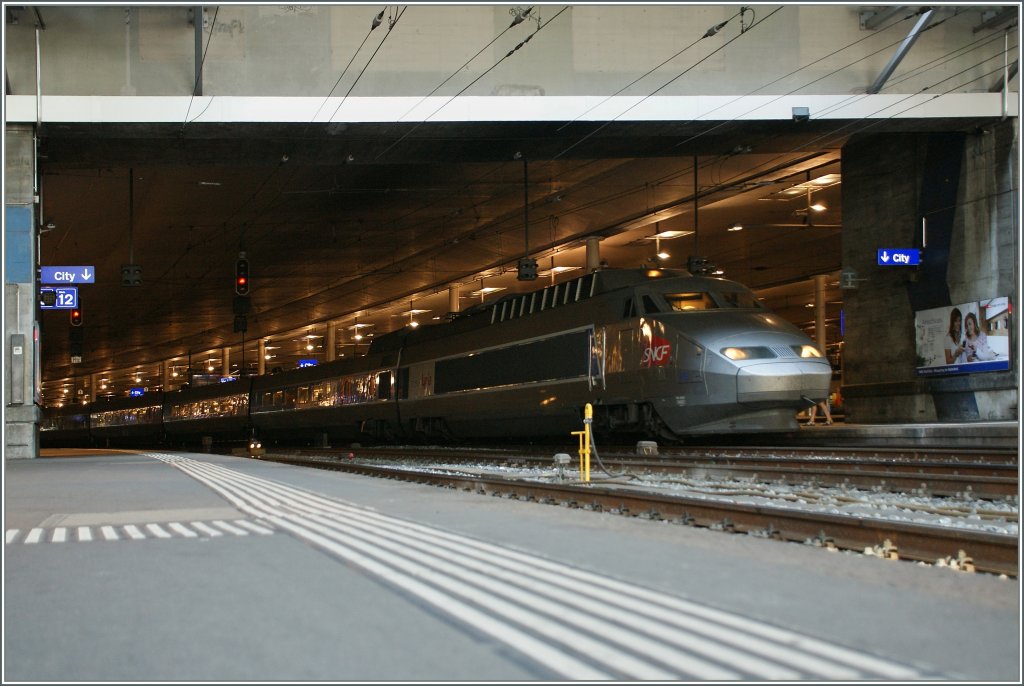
left=785, top=420, right=1019, bottom=450
left=4, top=448, right=1018, bottom=682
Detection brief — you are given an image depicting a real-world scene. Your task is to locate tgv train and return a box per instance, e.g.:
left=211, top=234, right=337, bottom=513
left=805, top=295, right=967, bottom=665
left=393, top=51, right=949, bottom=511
left=41, top=268, right=833, bottom=448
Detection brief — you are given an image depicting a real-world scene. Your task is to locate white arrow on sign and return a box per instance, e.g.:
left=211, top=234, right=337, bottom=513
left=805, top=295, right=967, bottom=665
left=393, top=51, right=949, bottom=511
left=81, top=268, right=92, bottom=281
left=880, top=251, right=890, bottom=263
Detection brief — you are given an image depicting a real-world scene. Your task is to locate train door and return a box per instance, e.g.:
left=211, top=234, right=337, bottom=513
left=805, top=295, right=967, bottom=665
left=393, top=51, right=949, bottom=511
left=404, top=361, right=434, bottom=400
left=589, top=328, right=606, bottom=391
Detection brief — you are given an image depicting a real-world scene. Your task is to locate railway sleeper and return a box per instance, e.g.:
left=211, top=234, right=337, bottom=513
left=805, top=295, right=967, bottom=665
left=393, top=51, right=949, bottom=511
left=804, top=530, right=837, bottom=550
left=935, top=549, right=976, bottom=573
left=863, top=538, right=900, bottom=561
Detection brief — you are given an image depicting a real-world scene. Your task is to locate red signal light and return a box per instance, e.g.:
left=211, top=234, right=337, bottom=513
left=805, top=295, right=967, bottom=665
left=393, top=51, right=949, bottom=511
left=234, top=258, right=250, bottom=295
left=70, top=308, right=83, bottom=326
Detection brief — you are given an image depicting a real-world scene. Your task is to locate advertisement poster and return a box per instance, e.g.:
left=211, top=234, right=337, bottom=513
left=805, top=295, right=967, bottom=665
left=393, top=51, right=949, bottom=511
left=915, top=297, right=1011, bottom=376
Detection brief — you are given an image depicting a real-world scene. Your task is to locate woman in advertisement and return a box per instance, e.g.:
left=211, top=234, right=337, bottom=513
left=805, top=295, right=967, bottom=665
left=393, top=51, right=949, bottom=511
left=944, top=307, right=967, bottom=364
left=963, top=312, right=996, bottom=362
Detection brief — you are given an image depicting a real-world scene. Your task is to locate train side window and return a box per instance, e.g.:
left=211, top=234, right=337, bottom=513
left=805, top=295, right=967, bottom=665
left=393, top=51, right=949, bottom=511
left=261, top=392, right=272, bottom=408
left=714, top=290, right=764, bottom=309
left=377, top=371, right=391, bottom=400
left=578, top=274, right=594, bottom=300
left=623, top=298, right=637, bottom=319
left=297, top=386, right=310, bottom=406
left=665, top=292, right=716, bottom=311
left=642, top=295, right=661, bottom=313
left=273, top=390, right=283, bottom=407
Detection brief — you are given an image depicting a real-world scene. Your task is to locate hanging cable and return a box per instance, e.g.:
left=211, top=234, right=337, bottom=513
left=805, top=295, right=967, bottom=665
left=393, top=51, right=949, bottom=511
left=374, top=6, right=567, bottom=161
left=392, top=6, right=534, bottom=124
left=309, top=6, right=390, bottom=125
left=181, top=6, right=220, bottom=130
left=553, top=6, right=785, bottom=161
left=324, top=5, right=408, bottom=125
left=556, top=10, right=742, bottom=132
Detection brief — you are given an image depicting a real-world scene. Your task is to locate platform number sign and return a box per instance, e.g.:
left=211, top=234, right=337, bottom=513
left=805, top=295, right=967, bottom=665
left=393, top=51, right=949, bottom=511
left=39, top=286, right=79, bottom=309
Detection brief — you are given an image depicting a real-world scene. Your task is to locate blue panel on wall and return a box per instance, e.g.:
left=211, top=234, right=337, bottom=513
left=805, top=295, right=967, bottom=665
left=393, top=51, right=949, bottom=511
left=5, top=205, right=33, bottom=284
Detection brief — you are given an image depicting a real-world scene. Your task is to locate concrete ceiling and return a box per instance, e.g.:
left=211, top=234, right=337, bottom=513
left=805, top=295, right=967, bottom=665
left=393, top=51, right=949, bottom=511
left=31, top=114, right=977, bottom=401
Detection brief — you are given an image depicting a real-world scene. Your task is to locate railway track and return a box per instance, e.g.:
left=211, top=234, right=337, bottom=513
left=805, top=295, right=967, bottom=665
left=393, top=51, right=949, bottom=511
left=253, top=449, right=1019, bottom=577
left=269, top=445, right=1019, bottom=500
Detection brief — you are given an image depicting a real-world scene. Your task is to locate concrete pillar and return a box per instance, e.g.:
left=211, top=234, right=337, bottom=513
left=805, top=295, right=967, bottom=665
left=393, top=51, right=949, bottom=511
left=258, top=338, right=266, bottom=376
left=326, top=322, right=336, bottom=362
left=221, top=347, right=230, bottom=377
left=840, top=124, right=1018, bottom=423
left=448, top=285, right=460, bottom=314
left=5, top=124, right=40, bottom=459
left=586, top=237, right=602, bottom=273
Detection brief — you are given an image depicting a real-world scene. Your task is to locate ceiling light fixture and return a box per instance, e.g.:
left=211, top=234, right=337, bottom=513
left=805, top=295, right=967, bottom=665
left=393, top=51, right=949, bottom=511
left=537, top=265, right=580, bottom=278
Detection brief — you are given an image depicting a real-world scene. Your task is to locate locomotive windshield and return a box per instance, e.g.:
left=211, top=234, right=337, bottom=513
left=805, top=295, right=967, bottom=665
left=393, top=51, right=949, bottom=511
left=665, top=290, right=764, bottom=311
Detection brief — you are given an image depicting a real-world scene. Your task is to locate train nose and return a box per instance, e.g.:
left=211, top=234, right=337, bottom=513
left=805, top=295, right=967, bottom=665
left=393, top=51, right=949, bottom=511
left=735, top=361, right=831, bottom=403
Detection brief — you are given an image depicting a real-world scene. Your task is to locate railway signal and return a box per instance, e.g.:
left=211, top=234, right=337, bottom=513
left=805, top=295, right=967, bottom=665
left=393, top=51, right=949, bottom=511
left=235, top=254, right=250, bottom=295
left=70, top=307, right=83, bottom=326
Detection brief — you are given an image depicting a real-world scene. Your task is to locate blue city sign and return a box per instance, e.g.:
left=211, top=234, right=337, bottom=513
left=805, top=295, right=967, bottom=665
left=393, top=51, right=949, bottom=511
left=41, top=265, right=96, bottom=284
left=39, top=286, right=78, bottom=309
left=129, top=387, right=145, bottom=397
left=298, top=359, right=318, bottom=368
left=877, top=248, right=920, bottom=266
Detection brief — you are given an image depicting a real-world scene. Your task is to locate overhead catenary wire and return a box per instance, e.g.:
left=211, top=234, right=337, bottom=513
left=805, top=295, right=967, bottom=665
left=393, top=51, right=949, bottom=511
left=324, top=5, right=408, bottom=125
left=392, top=6, right=536, bottom=124
left=553, top=6, right=786, bottom=161
left=555, top=8, right=746, bottom=132
left=308, top=6, right=390, bottom=126
left=374, top=5, right=568, bottom=162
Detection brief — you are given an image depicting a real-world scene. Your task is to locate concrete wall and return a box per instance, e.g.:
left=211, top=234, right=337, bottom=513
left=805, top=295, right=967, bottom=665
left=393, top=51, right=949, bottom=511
left=4, top=125, right=40, bottom=459
left=840, top=119, right=1019, bottom=423
left=4, top=5, right=1015, bottom=98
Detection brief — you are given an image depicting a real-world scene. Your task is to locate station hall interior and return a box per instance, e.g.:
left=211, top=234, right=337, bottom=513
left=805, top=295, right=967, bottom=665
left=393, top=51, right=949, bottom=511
left=2, top=3, right=1019, bottom=421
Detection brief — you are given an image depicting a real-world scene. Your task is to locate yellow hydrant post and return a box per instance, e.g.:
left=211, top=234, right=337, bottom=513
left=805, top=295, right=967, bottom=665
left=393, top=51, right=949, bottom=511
left=570, top=404, right=594, bottom=483
left=582, top=403, right=592, bottom=482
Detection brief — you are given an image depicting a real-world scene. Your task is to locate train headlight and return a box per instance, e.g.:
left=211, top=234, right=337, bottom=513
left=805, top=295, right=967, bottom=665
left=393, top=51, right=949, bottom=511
left=794, top=345, right=823, bottom=358
left=722, top=347, right=748, bottom=360
left=721, top=346, right=775, bottom=360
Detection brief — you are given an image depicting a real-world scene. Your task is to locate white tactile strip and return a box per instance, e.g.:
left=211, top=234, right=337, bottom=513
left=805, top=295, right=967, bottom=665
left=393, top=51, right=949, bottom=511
left=6, top=518, right=274, bottom=545
left=137, top=452, right=939, bottom=681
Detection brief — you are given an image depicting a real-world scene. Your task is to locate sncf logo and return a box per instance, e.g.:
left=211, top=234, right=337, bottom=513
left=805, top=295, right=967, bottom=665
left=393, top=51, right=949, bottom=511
left=641, top=335, right=672, bottom=368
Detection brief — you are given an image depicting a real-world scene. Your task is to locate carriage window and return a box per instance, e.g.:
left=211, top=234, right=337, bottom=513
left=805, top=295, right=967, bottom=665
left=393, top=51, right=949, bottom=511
left=665, top=292, right=717, bottom=311
left=623, top=298, right=637, bottom=319
left=642, top=295, right=661, bottom=313
left=578, top=274, right=595, bottom=300
left=714, top=290, right=764, bottom=309
left=376, top=372, right=391, bottom=400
